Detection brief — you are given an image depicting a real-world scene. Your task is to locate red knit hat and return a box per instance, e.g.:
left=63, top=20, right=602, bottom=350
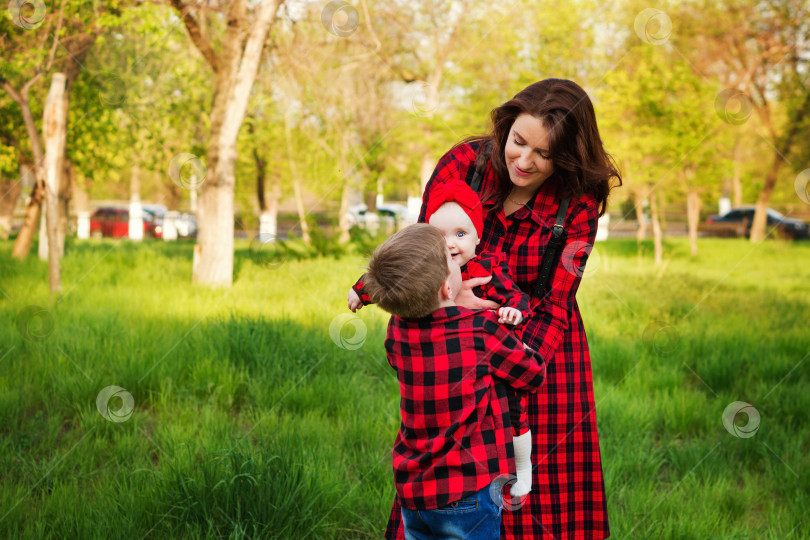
left=424, top=180, right=484, bottom=239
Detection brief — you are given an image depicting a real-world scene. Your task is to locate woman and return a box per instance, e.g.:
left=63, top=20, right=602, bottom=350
left=384, top=79, right=621, bottom=539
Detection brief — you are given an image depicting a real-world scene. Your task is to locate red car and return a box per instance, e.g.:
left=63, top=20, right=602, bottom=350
left=89, top=207, right=160, bottom=238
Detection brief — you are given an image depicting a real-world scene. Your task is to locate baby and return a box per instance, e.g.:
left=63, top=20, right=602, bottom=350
left=347, top=179, right=536, bottom=498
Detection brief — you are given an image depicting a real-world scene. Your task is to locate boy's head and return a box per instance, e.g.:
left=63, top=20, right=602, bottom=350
left=363, top=224, right=462, bottom=318
left=424, top=180, right=483, bottom=265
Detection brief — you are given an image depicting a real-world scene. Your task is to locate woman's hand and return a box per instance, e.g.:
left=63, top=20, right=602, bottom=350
left=454, top=276, right=500, bottom=310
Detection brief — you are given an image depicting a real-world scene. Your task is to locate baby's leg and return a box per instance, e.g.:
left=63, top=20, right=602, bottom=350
left=510, top=392, right=532, bottom=498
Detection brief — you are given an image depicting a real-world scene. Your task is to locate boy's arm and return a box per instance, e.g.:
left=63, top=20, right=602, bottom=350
left=351, top=274, right=373, bottom=306
left=479, top=315, right=546, bottom=392
left=480, top=253, right=533, bottom=322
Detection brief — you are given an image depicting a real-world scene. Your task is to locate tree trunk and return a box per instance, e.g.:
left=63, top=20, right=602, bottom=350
left=0, top=175, right=23, bottom=240
left=750, top=90, right=810, bottom=242
left=38, top=203, right=48, bottom=261
left=650, top=187, right=663, bottom=266
left=57, top=158, right=72, bottom=254
left=5, top=77, right=47, bottom=259
left=633, top=190, right=647, bottom=242
left=129, top=162, right=143, bottom=241
left=731, top=136, right=742, bottom=207
left=166, top=183, right=182, bottom=211
left=418, top=63, right=443, bottom=192
left=73, top=172, right=90, bottom=239
left=255, top=149, right=266, bottom=212
left=284, top=108, right=310, bottom=244
left=189, top=0, right=283, bottom=287
left=364, top=190, right=377, bottom=213
left=338, top=180, right=351, bottom=243
left=750, top=150, right=789, bottom=242
left=250, top=120, right=267, bottom=212
left=253, top=133, right=277, bottom=242
left=420, top=152, right=434, bottom=194
left=686, top=189, right=700, bottom=256
left=43, top=73, right=67, bottom=293
left=12, top=183, right=44, bottom=259
left=53, top=32, right=95, bottom=254
left=657, top=189, right=668, bottom=234
left=261, top=166, right=281, bottom=241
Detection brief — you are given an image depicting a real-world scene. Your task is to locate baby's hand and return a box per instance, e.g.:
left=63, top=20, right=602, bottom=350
left=347, top=289, right=363, bottom=312
left=498, top=307, right=523, bottom=326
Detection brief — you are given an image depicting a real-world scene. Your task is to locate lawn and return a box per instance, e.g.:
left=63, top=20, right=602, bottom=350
left=0, top=236, right=808, bottom=539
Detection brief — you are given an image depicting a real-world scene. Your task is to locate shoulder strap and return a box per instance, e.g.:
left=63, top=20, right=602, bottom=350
left=533, top=198, right=570, bottom=299
left=470, top=165, right=483, bottom=193
left=468, top=141, right=492, bottom=193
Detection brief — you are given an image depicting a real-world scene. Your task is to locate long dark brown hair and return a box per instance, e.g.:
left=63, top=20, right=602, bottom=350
left=459, top=78, right=621, bottom=217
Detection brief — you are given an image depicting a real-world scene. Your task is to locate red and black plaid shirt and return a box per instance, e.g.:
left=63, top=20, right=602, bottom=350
left=352, top=251, right=532, bottom=323
left=385, top=141, right=610, bottom=540
left=462, top=251, right=533, bottom=323
left=387, top=306, right=546, bottom=511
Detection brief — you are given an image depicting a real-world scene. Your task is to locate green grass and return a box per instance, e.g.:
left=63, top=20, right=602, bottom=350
left=0, top=236, right=808, bottom=539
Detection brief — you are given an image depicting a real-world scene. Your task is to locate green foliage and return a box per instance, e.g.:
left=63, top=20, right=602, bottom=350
left=347, top=225, right=395, bottom=259
left=0, top=143, right=17, bottom=176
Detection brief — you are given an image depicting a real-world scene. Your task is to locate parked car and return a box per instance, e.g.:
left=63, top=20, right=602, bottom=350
left=174, top=212, right=198, bottom=238
left=138, top=205, right=197, bottom=239
left=706, top=206, right=809, bottom=239
left=89, top=207, right=160, bottom=238
left=346, top=203, right=410, bottom=227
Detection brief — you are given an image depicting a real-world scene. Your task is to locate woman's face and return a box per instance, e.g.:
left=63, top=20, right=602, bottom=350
left=504, top=113, right=555, bottom=192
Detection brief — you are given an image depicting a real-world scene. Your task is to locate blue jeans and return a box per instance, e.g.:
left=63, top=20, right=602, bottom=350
left=400, top=486, right=503, bottom=540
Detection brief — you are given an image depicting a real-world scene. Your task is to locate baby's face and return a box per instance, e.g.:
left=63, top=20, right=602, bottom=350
left=428, top=202, right=480, bottom=266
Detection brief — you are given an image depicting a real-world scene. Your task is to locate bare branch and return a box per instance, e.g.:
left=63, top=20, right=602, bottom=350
left=169, top=0, right=221, bottom=71
left=43, top=0, right=67, bottom=73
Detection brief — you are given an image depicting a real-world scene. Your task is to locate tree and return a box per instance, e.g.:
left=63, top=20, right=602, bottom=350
left=170, top=0, right=284, bottom=287
left=267, top=1, right=398, bottom=244
left=682, top=0, right=810, bottom=242
left=41, top=73, right=68, bottom=292
left=0, top=99, right=23, bottom=239
left=2, top=0, right=68, bottom=259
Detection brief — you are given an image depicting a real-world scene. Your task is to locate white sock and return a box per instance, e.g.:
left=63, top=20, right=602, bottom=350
left=511, top=430, right=533, bottom=497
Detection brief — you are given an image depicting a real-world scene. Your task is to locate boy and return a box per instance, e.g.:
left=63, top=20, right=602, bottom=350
left=348, top=180, right=536, bottom=497
left=361, top=223, right=546, bottom=539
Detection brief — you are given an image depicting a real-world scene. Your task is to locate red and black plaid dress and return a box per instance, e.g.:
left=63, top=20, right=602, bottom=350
left=384, top=141, right=610, bottom=539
